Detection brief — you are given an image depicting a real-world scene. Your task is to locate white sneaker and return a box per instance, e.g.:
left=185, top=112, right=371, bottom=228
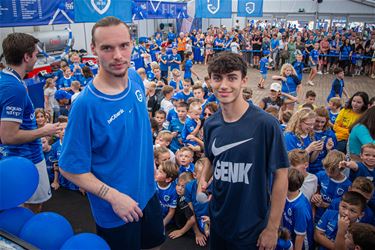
left=317, top=71, right=323, bottom=75
left=324, top=71, right=329, bottom=75
left=307, top=81, right=314, bottom=86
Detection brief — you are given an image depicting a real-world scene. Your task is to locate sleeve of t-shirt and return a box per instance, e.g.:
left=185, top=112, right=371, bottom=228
left=316, top=210, right=330, bottom=232
left=267, top=118, right=290, bottom=172
left=292, top=75, right=301, bottom=85
left=184, top=181, right=193, bottom=203
left=294, top=205, right=309, bottom=235
left=284, top=132, right=299, bottom=151
left=59, top=98, right=92, bottom=174
left=169, top=189, right=178, bottom=208
left=0, top=84, right=26, bottom=123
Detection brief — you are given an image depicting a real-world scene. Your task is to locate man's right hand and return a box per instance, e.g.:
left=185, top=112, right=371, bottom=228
left=110, top=191, right=143, bottom=223
left=42, top=122, right=63, bottom=136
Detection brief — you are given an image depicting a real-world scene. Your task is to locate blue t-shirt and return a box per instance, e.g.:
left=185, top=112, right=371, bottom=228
left=284, top=132, right=313, bottom=152
left=327, top=78, right=345, bottom=103
left=328, top=109, right=339, bottom=125
left=330, top=40, right=342, bottom=55
left=169, top=54, right=181, bottom=71
left=59, top=68, right=155, bottom=228
left=271, top=38, right=279, bottom=49
left=79, top=76, right=93, bottom=87
left=259, top=57, right=269, bottom=74
left=316, top=209, right=339, bottom=249
left=181, top=116, right=198, bottom=146
left=0, top=68, right=43, bottom=164
left=69, top=63, right=86, bottom=78
left=184, top=59, right=193, bottom=79
left=349, top=162, right=375, bottom=183
left=179, top=163, right=195, bottom=174
left=282, top=192, right=314, bottom=250
left=56, top=76, right=76, bottom=89
left=131, top=46, right=144, bottom=70
left=203, top=104, right=289, bottom=244
left=315, top=171, right=351, bottom=220
left=169, top=79, right=183, bottom=90
left=292, top=61, right=304, bottom=81
left=173, top=91, right=193, bottom=103
left=159, top=54, right=169, bottom=71
left=44, top=148, right=56, bottom=183
left=184, top=179, right=209, bottom=218
left=281, top=75, right=300, bottom=94
left=309, top=130, right=337, bottom=174
left=167, top=108, right=178, bottom=123
left=310, top=49, right=319, bottom=63
left=168, top=118, right=184, bottom=152
left=157, top=182, right=178, bottom=218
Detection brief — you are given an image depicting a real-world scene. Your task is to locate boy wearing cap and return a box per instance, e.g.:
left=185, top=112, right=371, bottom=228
left=55, top=90, right=72, bottom=117
left=258, top=52, right=272, bottom=89
left=258, top=82, right=298, bottom=112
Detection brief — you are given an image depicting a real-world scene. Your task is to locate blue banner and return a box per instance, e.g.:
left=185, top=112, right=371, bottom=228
left=0, top=0, right=75, bottom=27
left=195, top=0, right=232, bottom=19
left=74, top=0, right=132, bottom=23
left=237, top=0, right=263, bottom=17
left=132, top=0, right=188, bottom=20
left=0, top=0, right=188, bottom=27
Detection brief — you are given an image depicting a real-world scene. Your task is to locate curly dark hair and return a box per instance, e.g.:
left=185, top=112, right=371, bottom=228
left=207, top=51, right=247, bottom=79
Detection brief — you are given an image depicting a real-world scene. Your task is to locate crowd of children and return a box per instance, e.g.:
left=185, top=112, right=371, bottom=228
left=26, top=24, right=375, bottom=249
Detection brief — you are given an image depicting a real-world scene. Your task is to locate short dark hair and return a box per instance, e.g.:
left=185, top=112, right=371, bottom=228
left=208, top=52, right=247, bottom=79
left=333, top=67, right=344, bottom=75
left=91, top=16, right=129, bottom=45
left=305, top=90, right=316, bottom=98
left=288, top=168, right=304, bottom=192
left=2, top=33, right=39, bottom=66
left=341, top=191, right=367, bottom=212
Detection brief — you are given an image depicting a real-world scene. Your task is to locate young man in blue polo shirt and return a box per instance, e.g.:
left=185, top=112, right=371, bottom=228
left=58, top=16, right=164, bottom=250
left=199, top=51, right=289, bottom=249
left=0, top=33, right=62, bottom=213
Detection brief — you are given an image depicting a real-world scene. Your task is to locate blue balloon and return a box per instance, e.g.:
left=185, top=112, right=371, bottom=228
left=20, top=212, right=74, bottom=250
left=61, top=233, right=110, bottom=250
left=0, top=207, right=34, bottom=236
left=0, top=157, right=39, bottom=210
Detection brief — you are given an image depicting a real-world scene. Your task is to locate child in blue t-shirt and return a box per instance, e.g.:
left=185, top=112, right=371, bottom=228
left=176, top=147, right=195, bottom=174
left=41, top=136, right=59, bottom=189
left=312, top=150, right=352, bottom=222
left=168, top=102, right=188, bottom=152
left=56, top=67, right=76, bottom=90
left=307, top=43, right=319, bottom=86
left=155, top=160, right=179, bottom=226
left=328, top=177, right=375, bottom=226
left=327, top=97, right=341, bottom=127
left=326, top=67, right=349, bottom=103
left=184, top=158, right=209, bottom=247
left=272, top=63, right=301, bottom=97
left=158, top=47, right=169, bottom=79
left=181, top=101, right=202, bottom=148
left=292, top=53, right=304, bottom=82
left=315, top=191, right=366, bottom=250
left=169, top=69, right=183, bottom=91
left=258, top=53, right=272, bottom=89
left=282, top=169, right=314, bottom=250
left=173, top=78, right=194, bottom=103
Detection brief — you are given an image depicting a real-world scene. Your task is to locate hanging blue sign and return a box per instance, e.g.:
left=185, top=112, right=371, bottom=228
left=237, top=0, right=263, bottom=17
left=0, top=0, right=75, bottom=27
left=74, top=0, right=132, bottom=23
left=132, top=0, right=188, bottom=20
left=195, top=0, right=232, bottom=19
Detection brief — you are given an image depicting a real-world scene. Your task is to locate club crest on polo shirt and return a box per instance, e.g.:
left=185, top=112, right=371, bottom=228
left=135, top=90, right=143, bottom=102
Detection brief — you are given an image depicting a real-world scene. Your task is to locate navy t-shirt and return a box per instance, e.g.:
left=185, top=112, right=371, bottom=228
left=203, top=104, right=289, bottom=244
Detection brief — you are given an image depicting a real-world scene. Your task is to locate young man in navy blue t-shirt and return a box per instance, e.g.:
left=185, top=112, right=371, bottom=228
left=199, top=52, right=289, bottom=249
left=0, top=33, right=62, bottom=213
left=58, top=17, right=164, bottom=250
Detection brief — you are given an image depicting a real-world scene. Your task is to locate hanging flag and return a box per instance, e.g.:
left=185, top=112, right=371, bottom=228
left=237, top=0, right=263, bottom=17
left=74, top=0, right=132, bottom=23
left=195, top=0, right=231, bottom=19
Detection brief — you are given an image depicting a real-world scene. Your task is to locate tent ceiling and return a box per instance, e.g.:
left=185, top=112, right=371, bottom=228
left=350, top=0, right=375, bottom=7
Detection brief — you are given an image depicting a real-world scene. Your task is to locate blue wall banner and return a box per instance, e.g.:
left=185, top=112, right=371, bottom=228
left=0, top=0, right=75, bottom=27
left=237, top=0, right=263, bottom=17
left=195, top=0, right=232, bottom=19
left=132, top=0, right=188, bottom=20
left=74, top=0, right=132, bottom=23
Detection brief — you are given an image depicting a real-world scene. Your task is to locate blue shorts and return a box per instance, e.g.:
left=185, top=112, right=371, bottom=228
left=309, top=61, right=317, bottom=68
left=96, top=193, right=165, bottom=250
left=261, top=74, right=267, bottom=79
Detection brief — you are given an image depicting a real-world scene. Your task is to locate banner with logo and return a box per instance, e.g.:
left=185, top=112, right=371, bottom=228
left=195, top=0, right=232, bottom=19
left=237, top=0, right=263, bottom=17
left=74, top=0, right=132, bottom=23
left=132, top=0, right=188, bottom=20
left=0, top=0, right=75, bottom=27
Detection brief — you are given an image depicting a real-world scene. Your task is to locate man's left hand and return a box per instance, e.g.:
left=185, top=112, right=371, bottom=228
left=257, top=226, right=278, bottom=250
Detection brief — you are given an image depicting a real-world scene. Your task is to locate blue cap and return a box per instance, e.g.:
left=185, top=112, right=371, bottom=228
left=55, top=90, right=72, bottom=101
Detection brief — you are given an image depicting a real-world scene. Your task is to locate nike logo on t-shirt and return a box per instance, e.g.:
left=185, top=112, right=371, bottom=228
left=211, top=138, right=253, bottom=157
